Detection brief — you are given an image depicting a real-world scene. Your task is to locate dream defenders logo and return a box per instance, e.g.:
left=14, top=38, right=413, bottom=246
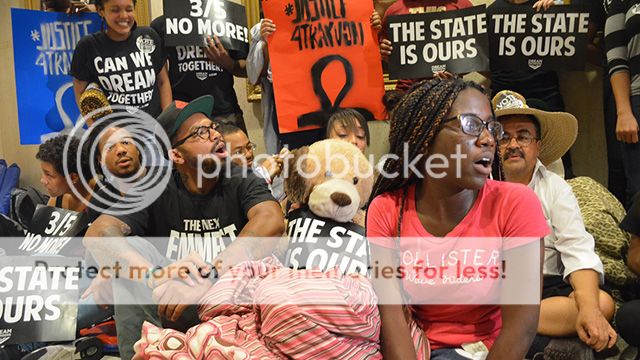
left=528, top=59, right=543, bottom=70
left=0, top=329, right=12, bottom=345
left=431, top=64, right=447, bottom=73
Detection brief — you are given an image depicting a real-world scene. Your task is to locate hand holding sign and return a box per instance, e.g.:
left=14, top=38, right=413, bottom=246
left=204, top=35, right=235, bottom=72
left=260, top=18, right=276, bottom=42
left=370, top=10, right=382, bottom=31
left=532, top=0, right=557, bottom=12
left=379, top=39, right=392, bottom=58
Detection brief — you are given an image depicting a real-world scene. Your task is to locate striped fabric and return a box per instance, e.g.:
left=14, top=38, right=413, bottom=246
left=133, top=258, right=430, bottom=359
left=604, top=0, right=640, bottom=95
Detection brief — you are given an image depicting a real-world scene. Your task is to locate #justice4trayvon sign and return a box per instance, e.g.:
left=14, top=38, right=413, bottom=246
left=11, top=9, right=101, bottom=145
left=487, top=5, right=590, bottom=71
left=163, top=0, right=249, bottom=55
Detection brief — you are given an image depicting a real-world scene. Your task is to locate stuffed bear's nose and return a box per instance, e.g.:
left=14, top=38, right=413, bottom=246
left=331, top=192, right=352, bottom=207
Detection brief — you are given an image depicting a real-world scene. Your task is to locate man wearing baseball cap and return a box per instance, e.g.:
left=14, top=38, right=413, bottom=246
left=84, top=95, right=285, bottom=359
left=493, top=90, right=616, bottom=359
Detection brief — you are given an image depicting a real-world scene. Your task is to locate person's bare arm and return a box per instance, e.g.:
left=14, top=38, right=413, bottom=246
left=611, top=72, right=640, bottom=143
left=73, top=78, right=89, bottom=108
left=211, top=201, right=285, bottom=274
left=157, top=63, right=173, bottom=110
left=260, top=19, right=276, bottom=75
left=371, top=244, right=417, bottom=360
left=628, top=235, right=640, bottom=275
left=569, top=269, right=617, bottom=351
left=205, top=36, right=247, bottom=78
left=487, top=239, right=543, bottom=360
left=83, top=214, right=153, bottom=281
left=153, top=200, right=285, bottom=321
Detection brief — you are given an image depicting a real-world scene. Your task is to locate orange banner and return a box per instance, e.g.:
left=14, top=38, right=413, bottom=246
left=263, top=0, right=386, bottom=134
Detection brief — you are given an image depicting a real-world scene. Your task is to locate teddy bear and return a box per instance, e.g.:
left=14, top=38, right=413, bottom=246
left=281, top=139, right=374, bottom=275
left=283, top=139, right=374, bottom=225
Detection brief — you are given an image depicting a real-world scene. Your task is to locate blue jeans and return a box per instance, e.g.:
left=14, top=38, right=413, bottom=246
left=430, top=348, right=476, bottom=360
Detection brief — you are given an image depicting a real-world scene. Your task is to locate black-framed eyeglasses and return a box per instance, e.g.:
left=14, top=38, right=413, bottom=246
left=498, top=133, right=539, bottom=148
left=443, top=113, right=504, bottom=140
left=232, top=142, right=257, bottom=156
left=172, top=123, right=217, bottom=148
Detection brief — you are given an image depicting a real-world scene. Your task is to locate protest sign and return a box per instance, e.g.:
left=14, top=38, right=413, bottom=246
left=488, top=5, right=590, bottom=71
left=163, top=0, right=249, bottom=55
left=263, top=0, right=386, bottom=134
left=10, top=205, right=89, bottom=257
left=284, top=207, right=369, bottom=276
left=0, top=256, right=80, bottom=345
left=11, top=9, right=101, bottom=145
left=387, top=5, right=490, bottom=79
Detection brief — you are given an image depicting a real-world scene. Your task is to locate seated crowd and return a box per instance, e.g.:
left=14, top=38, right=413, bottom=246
left=0, top=0, right=639, bottom=359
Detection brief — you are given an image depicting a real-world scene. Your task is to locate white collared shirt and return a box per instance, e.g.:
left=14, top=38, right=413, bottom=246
left=528, top=160, right=605, bottom=283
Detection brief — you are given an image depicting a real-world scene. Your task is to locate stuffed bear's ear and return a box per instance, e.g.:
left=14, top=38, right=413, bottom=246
left=284, top=146, right=310, bottom=204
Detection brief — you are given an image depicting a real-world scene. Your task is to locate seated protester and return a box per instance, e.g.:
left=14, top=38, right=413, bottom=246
left=367, top=78, right=549, bottom=359
left=218, top=124, right=286, bottom=201
left=616, top=194, right=640, bottom=348
left=36, top=135, right=95, bottom=213
left=493, top=90, right=617, bottom=357
left=324, top=108, right=370, bottom=154
left=150, top=16, right=248, bottom=132
left=83, top=95, right=285, bottom=360
left=84, top=119, right=145, bottom=222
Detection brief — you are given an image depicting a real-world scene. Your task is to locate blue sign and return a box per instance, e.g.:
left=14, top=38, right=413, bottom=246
left=11, top=8, right=101, bottom=145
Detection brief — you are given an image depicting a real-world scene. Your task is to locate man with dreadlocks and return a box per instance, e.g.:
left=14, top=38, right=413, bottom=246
left=494, top=90, right=616, bottom=359
left=366, top=78, right=549, bottom=359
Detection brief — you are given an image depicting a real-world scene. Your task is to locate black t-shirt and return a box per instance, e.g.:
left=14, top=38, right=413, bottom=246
left=151, top=16, right=242, bottom=116
left=70, top=25, right=166, bottom=117
left=113, top=166, right=275, bottom=262
left=621, top=194, right=640, bottom=236
left=87, top=181, right=120, bottom=224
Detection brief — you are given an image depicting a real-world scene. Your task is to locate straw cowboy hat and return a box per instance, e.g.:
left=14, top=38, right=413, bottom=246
left=492, top=90, right=578, bottom=166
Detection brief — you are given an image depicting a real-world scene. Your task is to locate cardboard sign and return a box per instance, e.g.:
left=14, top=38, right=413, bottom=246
left=284, top=207, right=369, bottom=276
left=11, top=9, right=101, bottom=145
left=11, top=205, right=88, bottom=257
left=263, top=0, right=386, bottom=134
left=488, top=5, right=590, bottom=71
left=0, top=256, right=80, bottom=345
left=387, top=6, right=490, bottom=79
left=163, top=0, right=249, bottom=55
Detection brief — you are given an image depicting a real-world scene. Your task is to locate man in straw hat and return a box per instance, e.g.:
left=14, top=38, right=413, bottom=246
left=493, top=90, right=617, bottom=359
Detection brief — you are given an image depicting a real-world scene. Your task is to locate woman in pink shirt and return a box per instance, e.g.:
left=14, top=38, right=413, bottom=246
left=367, top=78, right=549, bottom=359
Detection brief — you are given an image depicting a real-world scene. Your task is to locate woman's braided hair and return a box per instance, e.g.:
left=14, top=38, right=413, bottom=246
left=370, top=78, right=504, bottom=203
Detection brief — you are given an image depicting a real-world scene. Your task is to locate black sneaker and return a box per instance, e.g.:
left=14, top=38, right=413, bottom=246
left=544, top=338, right=595, bottom=360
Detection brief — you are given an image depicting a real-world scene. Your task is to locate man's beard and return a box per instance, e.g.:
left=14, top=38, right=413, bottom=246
left=187, top=152, right=223, bottom=175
